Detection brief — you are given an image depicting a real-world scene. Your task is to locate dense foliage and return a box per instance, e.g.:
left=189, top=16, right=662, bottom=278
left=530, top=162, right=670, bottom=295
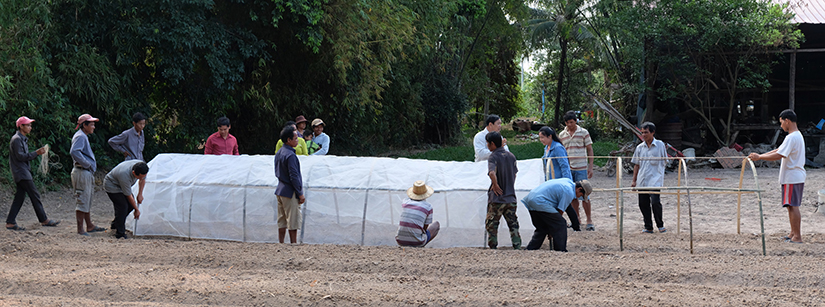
left=1, top=0, right=528, bottom=184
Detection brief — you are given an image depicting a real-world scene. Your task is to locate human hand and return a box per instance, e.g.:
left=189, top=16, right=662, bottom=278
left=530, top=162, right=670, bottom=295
left=36, top=147, right=46, bottom=155
left=298, top=195, right=306, bottom=204
left=133, top=209, right=141, bottom=220
left=587, top=167, right=593, bottom=179
left=748, top=153, right=760, bottom=161
left=137, top=194, right=144, bottom=205
left=123, top=152, right=130, bottom=157
left=502, top=137, right=507, bottom=146
left=492, top=183, right=503, bottom=196
left=631, top=180, right=637, bottom=188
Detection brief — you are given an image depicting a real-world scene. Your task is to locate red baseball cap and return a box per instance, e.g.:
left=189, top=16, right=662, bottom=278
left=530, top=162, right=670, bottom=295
left=76, top=114, right=100, bottom=129
left=16, top=116, right=34, bottom=128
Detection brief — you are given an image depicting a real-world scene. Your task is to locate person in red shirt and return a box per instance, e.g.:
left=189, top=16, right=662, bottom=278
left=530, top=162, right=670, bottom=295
left=204, top=117, right=239, bottom=155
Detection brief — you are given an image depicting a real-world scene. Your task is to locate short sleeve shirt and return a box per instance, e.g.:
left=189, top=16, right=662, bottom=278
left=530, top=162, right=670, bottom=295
left=631, top=139, right=667, bottom=187
left=776, top=131, right=806, bottom=184
left=104, top=160, right=141, bottom=196
left=559, top=125, right=593, bottom=170
left=488, top=147, right=518, bottom=204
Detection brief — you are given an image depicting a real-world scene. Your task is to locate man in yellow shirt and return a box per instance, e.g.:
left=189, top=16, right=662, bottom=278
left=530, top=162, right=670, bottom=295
left=275, top=121, right=308, bottom=155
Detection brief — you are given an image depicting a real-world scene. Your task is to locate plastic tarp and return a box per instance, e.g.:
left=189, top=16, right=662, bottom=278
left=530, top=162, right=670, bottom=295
left=127, top=153, right=550, bottom=247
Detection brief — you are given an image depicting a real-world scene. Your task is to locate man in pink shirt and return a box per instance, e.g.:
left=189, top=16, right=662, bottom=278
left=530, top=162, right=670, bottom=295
left=204, top=116, right=239, bottom=155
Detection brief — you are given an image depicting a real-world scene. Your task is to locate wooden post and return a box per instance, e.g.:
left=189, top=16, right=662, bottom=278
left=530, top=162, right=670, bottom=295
left=789, top=51, right=796, bottom=110
left=737, top=158, right=747, bottom=234
left=677, top=158, right=682, bottom=234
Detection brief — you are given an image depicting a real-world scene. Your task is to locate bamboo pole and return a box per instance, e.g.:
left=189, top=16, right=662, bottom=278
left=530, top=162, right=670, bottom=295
left=746, top=158, right=767, bottom=256
left=618, top=157, right=624, bottom=251
left=681, top=159, right=694, bottom=254
left=677, top=158, right=682, bottom=234
left=737, top=158, right=747, bottom=234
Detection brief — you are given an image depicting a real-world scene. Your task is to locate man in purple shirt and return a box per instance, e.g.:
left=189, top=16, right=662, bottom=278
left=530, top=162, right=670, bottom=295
left=274, top=126, right=305, bottom=243
left=108, top=112, right=146, bottom=161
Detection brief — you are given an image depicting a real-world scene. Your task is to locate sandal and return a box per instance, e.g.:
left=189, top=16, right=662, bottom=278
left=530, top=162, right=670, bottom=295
left=42, top=220, right=60, bottom=227
left=658, top=227, right=667, bottom=233
left=87, top=226, right=106, bottom=233
left=586, top=224, right=595, bottom=231
left=6, top=225, right=25, bottom=231
left=784, top=238, right=803, bottom=244
left=641, top=229, right=653, bottom=233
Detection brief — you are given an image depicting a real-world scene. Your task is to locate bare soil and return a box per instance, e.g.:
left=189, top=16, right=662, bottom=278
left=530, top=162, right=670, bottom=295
left=2, top=167, right=824, bottom=306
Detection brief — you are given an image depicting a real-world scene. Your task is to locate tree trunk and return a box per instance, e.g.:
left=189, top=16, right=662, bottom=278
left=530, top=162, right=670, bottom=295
left=555, top=39, right=568, bottom=127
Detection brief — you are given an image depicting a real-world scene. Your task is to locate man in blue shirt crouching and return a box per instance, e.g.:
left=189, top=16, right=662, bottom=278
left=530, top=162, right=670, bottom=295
left=521, top=178, right=592, bottom=252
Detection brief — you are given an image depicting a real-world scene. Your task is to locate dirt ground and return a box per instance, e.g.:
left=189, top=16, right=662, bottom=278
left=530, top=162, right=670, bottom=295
left=2, top=167, right=824, bottom=306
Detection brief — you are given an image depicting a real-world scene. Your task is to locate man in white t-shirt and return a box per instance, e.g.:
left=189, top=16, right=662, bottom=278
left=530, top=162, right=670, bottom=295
left=473, top=114, right=509, bottom=162
left=749, top=109, right=806, bottom=244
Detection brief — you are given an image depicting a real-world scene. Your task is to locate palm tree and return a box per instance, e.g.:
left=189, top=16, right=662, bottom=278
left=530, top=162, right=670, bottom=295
left=529, top=0, right=595, bottom=126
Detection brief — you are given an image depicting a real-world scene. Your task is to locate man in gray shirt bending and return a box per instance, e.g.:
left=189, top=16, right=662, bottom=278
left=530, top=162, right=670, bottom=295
left=104, top=160, right=149, bottom=239
left=108, top=112, right=146, bottom=161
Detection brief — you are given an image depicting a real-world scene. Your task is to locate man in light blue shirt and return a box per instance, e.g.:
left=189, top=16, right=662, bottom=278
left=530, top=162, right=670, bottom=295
left=521, top=178, right=592, bottom=251
left=631, top=122, right=668, bottom=234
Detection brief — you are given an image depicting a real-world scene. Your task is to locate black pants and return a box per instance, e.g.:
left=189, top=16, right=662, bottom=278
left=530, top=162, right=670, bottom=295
left=565, top=205, right=580, bottom=231
left=108, top=192, right=133, bottom=238
left=6, top=180, right=48, bottom=224
left=639, top=192, right=664, bottom=231
left=526, top=210, right=568, bottom=252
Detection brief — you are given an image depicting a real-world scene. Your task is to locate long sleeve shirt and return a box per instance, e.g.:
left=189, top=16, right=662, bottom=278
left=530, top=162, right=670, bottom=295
left=473, top=128, right=509, bottom=162
left=70, top=129, right=97, bottom=172
left=311, top=132, right=330, bottom=156
left=107, top=127, right=145, bottom=161
left=204, top=132, right=239, bottom=155
left=9, top=131, right=38, bottom=183
left=542, top=141, right=572, bottom=181
left=274, top=145, right=303, bottom=198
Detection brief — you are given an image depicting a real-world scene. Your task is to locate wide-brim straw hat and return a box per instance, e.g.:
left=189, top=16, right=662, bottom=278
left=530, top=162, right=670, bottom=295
left=407, top=180, right=434, bottom=200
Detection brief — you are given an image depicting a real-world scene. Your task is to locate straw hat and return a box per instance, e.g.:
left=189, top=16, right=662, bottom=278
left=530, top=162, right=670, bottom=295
left=407, top=180, right=434, bottom=200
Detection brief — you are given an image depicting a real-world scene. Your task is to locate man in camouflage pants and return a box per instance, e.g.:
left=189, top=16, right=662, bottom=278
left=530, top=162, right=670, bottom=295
left=484, top=131, right=521, bottom=249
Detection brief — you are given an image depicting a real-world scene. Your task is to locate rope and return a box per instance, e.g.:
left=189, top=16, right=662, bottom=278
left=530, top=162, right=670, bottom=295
left=38, top=144, right=63, bottom=175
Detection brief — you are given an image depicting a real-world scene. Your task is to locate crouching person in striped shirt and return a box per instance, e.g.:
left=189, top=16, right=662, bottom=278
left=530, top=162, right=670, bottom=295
left=396, top=181, right=440, bottom=247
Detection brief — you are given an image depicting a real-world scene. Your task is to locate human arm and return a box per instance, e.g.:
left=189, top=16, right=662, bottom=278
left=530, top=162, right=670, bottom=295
left=107, top=131, right=130, bottom=157
left=11, top=137, right=39, bottom=162
left=488, top=170, right=503, bottom=195
left=126, top=194, right=141, bottom=219
left=631, top=164, right=639, bottom=188
left=748, top=148, right=782, bottom=161
left=204, top=135, right=214, bottom=154
left=287, top=155, right=305, bottom=203
left=70, top=137, right=94, bottom=169
left=232, top=139, right=239, bottom=155
left=473, top=132, right=492, bottom=161
left=586, top=144, right=594, bottom=179
left=296, top=138, right=308, bottom=155
left=312, top=134, right=329, bottom=155
left=136, top=177, right=145, bottom=205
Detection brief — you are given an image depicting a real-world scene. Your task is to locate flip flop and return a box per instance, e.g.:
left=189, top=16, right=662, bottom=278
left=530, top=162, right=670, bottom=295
left=42, top=220, right=60, bottom=227
left=78, top=232, right=90, bottom=236
left=586, top=224, right=595, bottom=231
left=658, top=227, right=667, bottom=233
left=6, top=225, right=25, bottom=231
left=781, top=236, right=791, bottom=241
left=641, top=229, right=653, bottom=233
left=87, top=226, right=106, bottom=233
left=784, top=239, right=803, bottom=244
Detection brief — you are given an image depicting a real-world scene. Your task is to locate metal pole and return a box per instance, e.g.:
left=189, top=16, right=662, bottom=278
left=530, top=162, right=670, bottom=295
left=618, top=157, right=624, bottom=251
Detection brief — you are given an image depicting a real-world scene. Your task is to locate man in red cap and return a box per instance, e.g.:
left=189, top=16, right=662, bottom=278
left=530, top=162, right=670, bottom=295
left=71, top=114, right=106, bottom=236
left=6, top=116, right=60, bottom=231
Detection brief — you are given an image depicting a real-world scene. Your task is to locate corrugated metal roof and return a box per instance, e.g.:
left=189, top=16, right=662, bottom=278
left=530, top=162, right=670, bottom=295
left=777, top=0, right=825, bottom=24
